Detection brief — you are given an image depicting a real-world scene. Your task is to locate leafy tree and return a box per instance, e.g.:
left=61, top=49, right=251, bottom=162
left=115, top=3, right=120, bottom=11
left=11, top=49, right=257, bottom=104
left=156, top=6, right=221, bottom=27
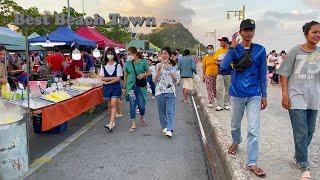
left=141, top=22, right=205, bottom=54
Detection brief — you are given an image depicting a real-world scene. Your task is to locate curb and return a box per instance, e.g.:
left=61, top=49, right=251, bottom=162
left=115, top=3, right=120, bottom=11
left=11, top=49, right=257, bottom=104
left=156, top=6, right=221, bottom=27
left=194, top=79, right=253, bottom=180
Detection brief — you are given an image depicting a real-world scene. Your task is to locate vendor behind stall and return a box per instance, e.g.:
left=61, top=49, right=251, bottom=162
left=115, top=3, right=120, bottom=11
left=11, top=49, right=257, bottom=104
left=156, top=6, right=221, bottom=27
left=64, top=56, right=84, bottom=79
left=0, top=45, right=8, bottom=96
left=47, top=48, right=64, bottom=76
left=82, top=48, right=94, bottom=72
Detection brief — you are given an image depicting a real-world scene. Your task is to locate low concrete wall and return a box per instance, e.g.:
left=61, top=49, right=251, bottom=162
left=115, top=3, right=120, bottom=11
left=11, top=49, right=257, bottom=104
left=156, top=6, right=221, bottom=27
left=193, top=67, right=253, bottom=180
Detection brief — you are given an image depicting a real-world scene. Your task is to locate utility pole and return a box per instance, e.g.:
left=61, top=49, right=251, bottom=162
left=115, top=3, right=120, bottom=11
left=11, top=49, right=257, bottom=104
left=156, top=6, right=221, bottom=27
left=172, top=35, right=176, bottom=48
left=82, top=0, right=85, bottom=17
left=67, top=0, right=71, bottom=29
left=226, top=5, right=245, bottom=21
left=205, top=29, right=217, bottom=50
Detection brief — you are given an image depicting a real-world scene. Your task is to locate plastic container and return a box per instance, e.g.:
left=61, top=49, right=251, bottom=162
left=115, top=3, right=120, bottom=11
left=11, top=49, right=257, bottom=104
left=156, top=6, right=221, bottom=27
left=32, top=114, right=68, bottom=134
left=29, top=81, right=47, bottom=97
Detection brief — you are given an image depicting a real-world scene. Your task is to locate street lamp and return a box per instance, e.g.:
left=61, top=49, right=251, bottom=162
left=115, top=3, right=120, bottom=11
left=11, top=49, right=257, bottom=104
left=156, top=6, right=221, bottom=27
left=226, top=5, right=246, bottom=21
left=205, top=29, right=217, bottom=50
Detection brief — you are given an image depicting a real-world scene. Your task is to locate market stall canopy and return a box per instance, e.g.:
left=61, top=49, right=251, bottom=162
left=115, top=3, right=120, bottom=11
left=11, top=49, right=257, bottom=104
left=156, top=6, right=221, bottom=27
left=28, top=26, right=96, bottom=47
left=0, top=27, right=24, bottom=38
left=126, top=39, right=149, bottom=50
left=75, top=26, right=125, bottom=49
left=149, top=42, right=161, bottom=52
left=0, top=27, right=42, bottom=51
left=28, top=32, right=40, bottom=39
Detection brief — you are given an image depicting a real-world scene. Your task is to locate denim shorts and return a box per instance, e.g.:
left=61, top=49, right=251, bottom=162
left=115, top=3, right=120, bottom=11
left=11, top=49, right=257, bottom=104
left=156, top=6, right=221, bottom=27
left=103, top=84, right=121, bottom=100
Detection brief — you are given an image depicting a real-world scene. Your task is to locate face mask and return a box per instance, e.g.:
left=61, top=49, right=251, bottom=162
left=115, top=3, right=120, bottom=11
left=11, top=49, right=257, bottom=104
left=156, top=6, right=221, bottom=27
left=127, top=55, right=134, bottom=61
left=207, top=50, right=214, bottom=54
left=107, top=54, right=114, bottom=59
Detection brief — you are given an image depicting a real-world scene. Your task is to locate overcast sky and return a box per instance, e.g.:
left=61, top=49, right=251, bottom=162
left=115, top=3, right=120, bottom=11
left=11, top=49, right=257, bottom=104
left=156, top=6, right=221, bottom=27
left=14, top=0, right=320, bottom=52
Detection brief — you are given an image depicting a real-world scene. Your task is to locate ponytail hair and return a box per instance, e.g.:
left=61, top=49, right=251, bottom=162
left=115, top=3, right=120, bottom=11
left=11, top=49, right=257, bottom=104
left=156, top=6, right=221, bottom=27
left=128, top=46, right=143, bottom=59
left=302, top=21, right=320, bottom=36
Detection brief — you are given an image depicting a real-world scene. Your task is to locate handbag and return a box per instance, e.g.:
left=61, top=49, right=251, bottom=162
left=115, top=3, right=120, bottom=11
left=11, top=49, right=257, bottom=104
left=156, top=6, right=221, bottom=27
left=233, top=44, right=253, bottom=72
left=132, top=61, right=147, bottom=87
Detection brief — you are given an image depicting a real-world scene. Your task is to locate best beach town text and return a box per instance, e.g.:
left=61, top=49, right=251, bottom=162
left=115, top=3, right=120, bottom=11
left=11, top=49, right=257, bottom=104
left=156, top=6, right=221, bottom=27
left=13, top=13, right=157, bottom=27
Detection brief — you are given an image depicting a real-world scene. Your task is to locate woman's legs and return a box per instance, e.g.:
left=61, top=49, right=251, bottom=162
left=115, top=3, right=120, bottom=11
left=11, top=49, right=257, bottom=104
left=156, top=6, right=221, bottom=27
left=289, top=109, right=317, bottom=179
left=156, top=94, right=167, bottom=129
left=165, top=93, right=176, bottom=132
left=129, top=88, right=137, bottom=130
left=109, top=98, right=118, bottom=126
left=135, top=87, right=147, bottom=126
left=205, top=75, right=216, bottom=104
left=116, top=99, right=123, bottom=116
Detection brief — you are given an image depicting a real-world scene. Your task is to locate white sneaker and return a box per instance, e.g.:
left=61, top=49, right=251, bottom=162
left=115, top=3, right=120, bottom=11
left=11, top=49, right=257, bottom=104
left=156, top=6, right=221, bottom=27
left=165, top=131, right=173, bottom=138
left=224, top=106, right=230, bottom=110
left=136, top=109, right=140, bottom=113
left=115, top=113, right=123, bottom=118
left=162, top=128, right=167, bottom=134
left=213, top=98, right=217, bottom=104
left=216, top=106, right=223, bottom=111
left=207, top=103, right=213, bottom=108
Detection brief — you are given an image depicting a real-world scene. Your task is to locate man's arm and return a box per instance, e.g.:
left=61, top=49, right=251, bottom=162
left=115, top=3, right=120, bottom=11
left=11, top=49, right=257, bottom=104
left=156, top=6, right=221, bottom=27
left=192, top=58, right=197, bottom=74
left=259, top=48, right=267, bottom=99
left=220, top=49, right=234, bottom=71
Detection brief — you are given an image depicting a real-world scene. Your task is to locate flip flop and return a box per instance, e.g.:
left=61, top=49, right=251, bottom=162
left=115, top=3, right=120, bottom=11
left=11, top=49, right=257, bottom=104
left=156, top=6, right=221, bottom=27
left=300, top=171, right=312, bottom=180
left=140, top=118, right=148, bottom=127
left=228, top=144, right=238, bottom=155
left=248, top=166, right=266, bottom=178
left=129, top=127, right=136, bottom=133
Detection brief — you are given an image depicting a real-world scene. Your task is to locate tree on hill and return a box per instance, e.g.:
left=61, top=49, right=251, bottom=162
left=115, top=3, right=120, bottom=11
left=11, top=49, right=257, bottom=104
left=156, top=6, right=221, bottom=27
left=140, top=22, right=205, bottom=54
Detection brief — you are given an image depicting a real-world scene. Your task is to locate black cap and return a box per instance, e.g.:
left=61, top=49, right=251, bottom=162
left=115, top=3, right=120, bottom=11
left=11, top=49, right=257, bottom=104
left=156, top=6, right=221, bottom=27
left=240, top=19, right=256, bottom=30
left=218, top=37, right=229, bottom=42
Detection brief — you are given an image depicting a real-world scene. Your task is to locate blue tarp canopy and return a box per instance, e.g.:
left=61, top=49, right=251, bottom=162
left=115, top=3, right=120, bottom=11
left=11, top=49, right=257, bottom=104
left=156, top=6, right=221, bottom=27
left=0, top=27, right=24, bottom=38
left=28, top=26, right=96, bottom=47
left=0, top=27, right=43, bottom=51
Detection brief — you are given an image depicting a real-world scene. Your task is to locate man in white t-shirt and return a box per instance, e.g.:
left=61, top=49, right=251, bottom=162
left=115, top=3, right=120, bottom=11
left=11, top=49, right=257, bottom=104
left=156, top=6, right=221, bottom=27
left=267, top=50, right=277, bottom=73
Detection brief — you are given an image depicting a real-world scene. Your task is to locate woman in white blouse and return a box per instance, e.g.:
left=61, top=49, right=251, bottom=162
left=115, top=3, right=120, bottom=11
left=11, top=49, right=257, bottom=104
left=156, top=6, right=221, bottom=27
left=153, top=47, right=178, bottom=138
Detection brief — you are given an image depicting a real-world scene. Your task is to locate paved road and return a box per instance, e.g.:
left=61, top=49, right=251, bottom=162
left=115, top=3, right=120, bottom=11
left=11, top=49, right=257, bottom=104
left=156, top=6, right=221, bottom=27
left=201, top=83, right=320, bottom=180
left=26, top=90, right=209, bottom=180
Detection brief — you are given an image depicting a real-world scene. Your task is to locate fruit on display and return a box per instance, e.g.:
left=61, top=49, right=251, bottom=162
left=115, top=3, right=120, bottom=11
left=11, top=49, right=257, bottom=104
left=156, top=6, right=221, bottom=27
left=1, top=83, right=27, bottom=100
left=72, top=78, right=102, bottom=90
left=44, top=91, right=71, bottom=102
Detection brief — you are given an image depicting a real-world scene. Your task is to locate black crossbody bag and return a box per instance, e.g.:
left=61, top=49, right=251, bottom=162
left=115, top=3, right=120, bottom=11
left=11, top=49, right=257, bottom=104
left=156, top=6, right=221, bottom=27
left=233, top=44, right=253, bottom=72
left=132, top=61, right=147, bottom=87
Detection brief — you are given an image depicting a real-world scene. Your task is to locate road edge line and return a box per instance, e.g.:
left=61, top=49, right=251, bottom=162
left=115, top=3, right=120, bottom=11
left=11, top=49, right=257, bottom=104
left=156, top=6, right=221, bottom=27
left=22, top=113, right=106, bottom=179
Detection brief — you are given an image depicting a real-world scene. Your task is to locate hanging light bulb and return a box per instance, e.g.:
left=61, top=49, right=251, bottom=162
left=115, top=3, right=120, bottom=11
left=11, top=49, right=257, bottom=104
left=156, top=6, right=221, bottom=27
left=93, top=48, right=101, bottom=58
left=72, top=48, right=81, bottom=60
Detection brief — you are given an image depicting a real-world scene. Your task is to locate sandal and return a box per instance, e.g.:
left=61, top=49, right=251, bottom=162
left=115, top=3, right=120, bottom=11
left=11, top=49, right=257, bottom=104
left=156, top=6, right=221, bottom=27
left=248, top=166, right=266, bottom=178
left=129, top=127, right=136, bottom=133
left=140, top=117, right=148, bottom=127
left=300, top=171, right=312, bottom=180
left=104, top=122, right=115, bottom=133
left=228, top=144, right=238, bottom=155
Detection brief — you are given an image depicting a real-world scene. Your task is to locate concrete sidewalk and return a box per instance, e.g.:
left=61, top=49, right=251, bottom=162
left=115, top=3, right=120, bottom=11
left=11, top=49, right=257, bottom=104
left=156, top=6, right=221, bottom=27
left=26, top=91, right=209, bottom=180
left=195, top=66, right=320, bottom=180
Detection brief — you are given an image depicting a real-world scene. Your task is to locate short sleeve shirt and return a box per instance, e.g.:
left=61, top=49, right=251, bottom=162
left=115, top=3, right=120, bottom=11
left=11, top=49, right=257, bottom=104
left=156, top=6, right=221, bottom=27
left=124, top=59, right=149, bottom=102
left=277, top=45, right=320, bottom=110
left=99, top=62, right=123, bottom=77
left=153, top=63, right=176, bottom=96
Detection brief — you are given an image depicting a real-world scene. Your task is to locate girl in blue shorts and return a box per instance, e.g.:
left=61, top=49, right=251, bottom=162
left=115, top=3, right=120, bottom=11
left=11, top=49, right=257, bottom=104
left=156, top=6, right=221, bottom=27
left=99, top=47, right=123, bottom=132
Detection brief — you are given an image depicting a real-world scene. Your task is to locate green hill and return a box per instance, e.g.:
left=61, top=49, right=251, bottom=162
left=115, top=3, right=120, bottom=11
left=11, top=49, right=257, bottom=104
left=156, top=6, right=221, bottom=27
left=140, top=22, right=205, bottom=54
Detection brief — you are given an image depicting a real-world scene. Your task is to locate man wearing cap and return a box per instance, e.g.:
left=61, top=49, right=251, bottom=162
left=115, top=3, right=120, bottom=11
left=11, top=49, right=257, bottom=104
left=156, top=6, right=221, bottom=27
left=220, top=19, right=267, bottom=177
left=214, top=37, right=231, bottom=111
